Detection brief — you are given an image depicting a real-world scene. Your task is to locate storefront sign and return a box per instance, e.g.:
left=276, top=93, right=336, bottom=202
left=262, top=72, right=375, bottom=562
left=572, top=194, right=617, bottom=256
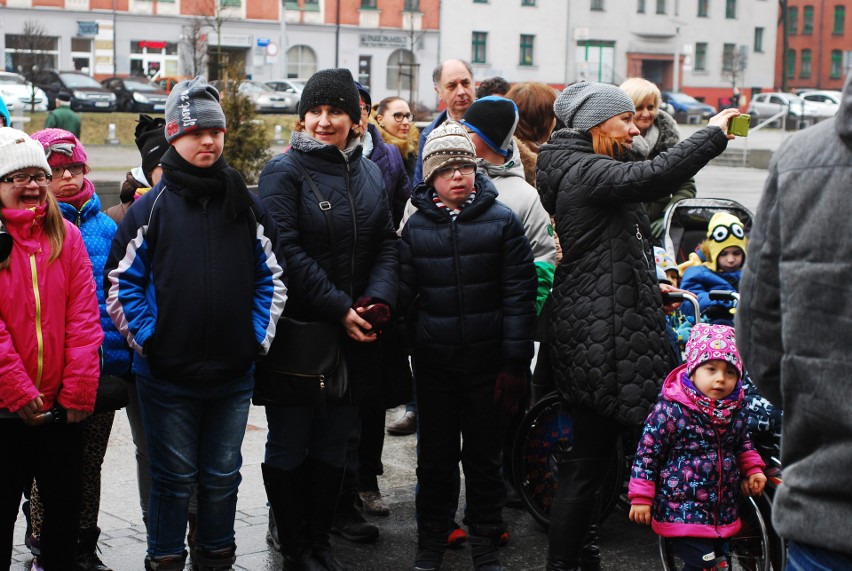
left=257, top=38, right=270, bottom=47
left=78, top=21, right=99, bottom=37
left=207, top=33, right=252, bottom=47
left=359, top=33, right=407, bottom=48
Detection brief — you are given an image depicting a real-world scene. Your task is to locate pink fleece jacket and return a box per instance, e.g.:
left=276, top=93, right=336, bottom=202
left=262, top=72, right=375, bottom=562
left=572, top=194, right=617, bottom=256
left=0, top=205, right=102, bottom=413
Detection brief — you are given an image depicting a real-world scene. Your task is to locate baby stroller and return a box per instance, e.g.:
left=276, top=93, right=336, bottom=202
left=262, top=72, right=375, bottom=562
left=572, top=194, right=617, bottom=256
left=662, top=198, right=755, bottom=265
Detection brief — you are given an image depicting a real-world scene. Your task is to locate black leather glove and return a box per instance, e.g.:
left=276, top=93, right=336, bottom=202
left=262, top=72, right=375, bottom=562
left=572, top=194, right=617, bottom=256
left=494, top=361, right=529, bottom=416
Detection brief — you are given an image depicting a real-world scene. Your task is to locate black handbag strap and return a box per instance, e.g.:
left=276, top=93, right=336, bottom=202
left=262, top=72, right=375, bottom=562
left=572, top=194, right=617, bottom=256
left=289, top=153, right=338, bottom=279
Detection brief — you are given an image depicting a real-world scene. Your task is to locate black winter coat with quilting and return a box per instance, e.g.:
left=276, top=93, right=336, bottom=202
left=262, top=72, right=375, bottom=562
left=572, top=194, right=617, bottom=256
left=536, top=126, right=728, bottom=426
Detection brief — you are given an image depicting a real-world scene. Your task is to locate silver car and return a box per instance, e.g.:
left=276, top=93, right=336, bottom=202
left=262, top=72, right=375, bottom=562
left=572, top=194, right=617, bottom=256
left=213, top=80, right=299, bottom=114
left=0, top=71, right=48, bottom=112
left=747, top=92, right=835, bottom=120
left=798, top=90, right=842, bottom=116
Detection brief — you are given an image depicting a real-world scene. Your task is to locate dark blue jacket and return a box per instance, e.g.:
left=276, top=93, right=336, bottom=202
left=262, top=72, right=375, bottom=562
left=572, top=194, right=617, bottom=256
left=258, top=132, right=399, bottom=322
left=400, top=173, right=537, bottom=370
left=104, top=180, right=287, bottom=382
left=367, top=123, right=411, bottom=229
left=57, top=187, right=130, bottom=377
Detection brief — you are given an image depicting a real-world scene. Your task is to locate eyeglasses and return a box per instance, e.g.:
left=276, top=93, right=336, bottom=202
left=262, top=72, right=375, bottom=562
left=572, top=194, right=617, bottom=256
left=360, top=103, right=371, bottom=113
left=1, top=172, right=52, bottom=187
left=435, top=164, right=476, bottom=179
left=392, top=112, right=414, bottom=122
left=50, top=164, right=86, bottom=177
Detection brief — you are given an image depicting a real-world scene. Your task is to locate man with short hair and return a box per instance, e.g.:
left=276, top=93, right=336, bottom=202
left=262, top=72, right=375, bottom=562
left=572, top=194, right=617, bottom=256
left=44, top=93, right=81, bottom=139
left=412, top=59, right=476, bottom=186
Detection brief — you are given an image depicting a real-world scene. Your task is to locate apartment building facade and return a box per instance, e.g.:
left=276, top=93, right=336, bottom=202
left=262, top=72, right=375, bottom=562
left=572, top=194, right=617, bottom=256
left=0, top=0, right=440, bottom=107
left=778, top=0, right=851, bottom=90
left=441, top=0, right=779, bottom=108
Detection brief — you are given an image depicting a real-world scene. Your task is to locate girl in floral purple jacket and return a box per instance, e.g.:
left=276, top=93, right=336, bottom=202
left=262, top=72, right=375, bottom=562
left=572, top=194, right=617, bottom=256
left=628, top=323, right=766, bottom=570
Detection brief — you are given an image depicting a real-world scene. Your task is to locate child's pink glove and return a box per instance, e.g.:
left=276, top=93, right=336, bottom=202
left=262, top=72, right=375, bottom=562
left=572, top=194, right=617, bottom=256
left=494, top=362, right=528, bottom=416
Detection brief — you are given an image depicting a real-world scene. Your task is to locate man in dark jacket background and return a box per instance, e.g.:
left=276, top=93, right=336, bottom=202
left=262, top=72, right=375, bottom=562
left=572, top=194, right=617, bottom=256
left=737, top=72, right=852, bottom=568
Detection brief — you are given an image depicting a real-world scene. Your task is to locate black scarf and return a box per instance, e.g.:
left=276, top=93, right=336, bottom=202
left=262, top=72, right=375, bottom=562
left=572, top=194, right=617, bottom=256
left=159, top=146, right=254, bottom=222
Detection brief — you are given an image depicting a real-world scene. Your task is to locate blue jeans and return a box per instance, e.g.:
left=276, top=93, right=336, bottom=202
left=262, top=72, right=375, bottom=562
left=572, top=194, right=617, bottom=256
left=787, top=541, right=852, bottom=570
left=136, top=372, right=253, bottom=557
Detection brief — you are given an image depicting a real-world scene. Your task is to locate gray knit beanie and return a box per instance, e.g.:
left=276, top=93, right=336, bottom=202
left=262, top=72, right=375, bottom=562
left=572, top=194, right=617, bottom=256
left=0, top=127, right=51, bottom=179
left=554, top=81, right=636, bottom=132
left=164, top=76, right=226, bottom=143
left=299, top=68, right=362, bottom=124
left=421, top=121, right=477, bottom=184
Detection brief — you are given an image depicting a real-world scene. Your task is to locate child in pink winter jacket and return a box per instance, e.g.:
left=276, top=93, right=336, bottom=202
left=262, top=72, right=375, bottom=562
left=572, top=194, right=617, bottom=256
left=628, top=323, right=766, bottom=571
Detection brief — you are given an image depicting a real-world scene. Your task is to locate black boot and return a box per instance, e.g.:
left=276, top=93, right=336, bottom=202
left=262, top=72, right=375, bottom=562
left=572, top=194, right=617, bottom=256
left=413, top=519, right=448, bottom=571
left=76, top=527, right=112, bottom=571
left=331, top=471, right=379, bottom=544
left=190, top=544, right=236, bottom=571
left=468, top=524, right=504, bottom=571
left=307, top=459, right=350, bottom=571
left=144, top=553, right=187, bottom=571
left=545, top=458, right=608, bottom=571
left=580, top=524, right=601, bottom=571
left=261, top=463, right=325, bottom=571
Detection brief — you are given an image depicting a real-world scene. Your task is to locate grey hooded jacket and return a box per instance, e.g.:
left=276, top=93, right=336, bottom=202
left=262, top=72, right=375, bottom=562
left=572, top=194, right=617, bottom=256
left=737, top=73, right=852, bottom=556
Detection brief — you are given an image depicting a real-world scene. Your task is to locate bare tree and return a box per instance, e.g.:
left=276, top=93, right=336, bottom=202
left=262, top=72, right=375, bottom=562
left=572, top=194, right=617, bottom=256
left=181, top=18, right=208, bottom=77
left=191, top=0, right=238, bottom=80
left=722, top=44, right=748, bottom=96
left=11, top=20, right=56, bottom=112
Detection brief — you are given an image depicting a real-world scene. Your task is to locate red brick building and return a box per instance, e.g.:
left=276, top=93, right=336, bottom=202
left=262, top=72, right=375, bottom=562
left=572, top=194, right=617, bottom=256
left=777, top=0, right=851, bottom=90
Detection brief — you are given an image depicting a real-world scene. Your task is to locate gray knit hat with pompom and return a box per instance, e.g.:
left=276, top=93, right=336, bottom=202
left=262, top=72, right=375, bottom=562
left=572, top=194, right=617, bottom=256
left=554, top=81, right=636, bottom=132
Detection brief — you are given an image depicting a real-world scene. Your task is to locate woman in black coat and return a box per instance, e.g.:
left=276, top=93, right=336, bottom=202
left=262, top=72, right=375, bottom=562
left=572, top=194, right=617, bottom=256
left=536, top=81, right=740, bottom=571
left=257, top=68, right=398, bottom=571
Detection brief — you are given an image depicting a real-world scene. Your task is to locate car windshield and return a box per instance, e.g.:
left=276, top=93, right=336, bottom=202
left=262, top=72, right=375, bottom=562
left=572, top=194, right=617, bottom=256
left=0, top=74, right=27, bottom=86
left=123, top=79, right=160, bottom=91
left=59, top=72, right=103, bottom=89
left=287, top=81, right=305, bottom=92
left=670, top=93, right=700, bottom=104
left=241, top=81, right=273, bottom=93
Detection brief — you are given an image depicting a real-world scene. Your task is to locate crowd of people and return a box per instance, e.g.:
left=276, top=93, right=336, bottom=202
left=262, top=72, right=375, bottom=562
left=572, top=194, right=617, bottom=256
left=1, top=61, right=850, bottom=571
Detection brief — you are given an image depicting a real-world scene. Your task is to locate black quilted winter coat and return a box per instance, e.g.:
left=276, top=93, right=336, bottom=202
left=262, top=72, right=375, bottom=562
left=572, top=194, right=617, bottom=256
left=536, top=126, right=729, bottom=426
left=399, top=174, right=538, bottom=371
left=258, top=132, right=399, bottom=323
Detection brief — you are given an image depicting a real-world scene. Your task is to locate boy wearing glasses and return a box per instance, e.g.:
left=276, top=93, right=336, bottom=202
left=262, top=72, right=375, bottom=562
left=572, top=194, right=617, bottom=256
left=399, top=121, right=537, bottom=571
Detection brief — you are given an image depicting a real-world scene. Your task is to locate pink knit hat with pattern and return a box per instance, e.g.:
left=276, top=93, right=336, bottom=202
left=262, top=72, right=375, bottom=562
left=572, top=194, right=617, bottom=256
left=685, top=323, right=743, bottom=380
left=30, top=128, right=88, bottom=169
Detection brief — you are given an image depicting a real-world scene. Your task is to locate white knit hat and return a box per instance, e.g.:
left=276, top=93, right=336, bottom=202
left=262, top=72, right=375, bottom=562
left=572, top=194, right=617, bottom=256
left=0, top=127, right=51, bottom=179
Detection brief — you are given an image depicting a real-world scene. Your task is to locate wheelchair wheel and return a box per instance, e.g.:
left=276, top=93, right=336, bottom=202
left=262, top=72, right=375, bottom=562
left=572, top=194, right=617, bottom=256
left=511, top=393, right=625, bottom=528
left=659, top=496, right=771, bottom=571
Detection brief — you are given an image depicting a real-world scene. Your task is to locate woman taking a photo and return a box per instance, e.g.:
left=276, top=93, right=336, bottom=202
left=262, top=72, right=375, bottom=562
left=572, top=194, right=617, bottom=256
left=0, top=127, right=102, bottom=569
left=258, top=68, right=398, bottom=571
left=536, top=82, right=739, bottom=571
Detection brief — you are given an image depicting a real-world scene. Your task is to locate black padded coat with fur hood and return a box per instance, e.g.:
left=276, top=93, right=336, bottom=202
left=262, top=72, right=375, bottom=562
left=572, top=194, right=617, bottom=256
left=537, top=125, right=728, bottom=426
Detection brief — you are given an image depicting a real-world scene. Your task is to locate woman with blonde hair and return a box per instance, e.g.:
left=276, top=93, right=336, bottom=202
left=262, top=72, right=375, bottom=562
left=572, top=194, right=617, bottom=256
left=0, top=127, right=102, bottom=569
left=619, top=77, right=697, bottom=240
left=537, top=82, right=739, bottom=570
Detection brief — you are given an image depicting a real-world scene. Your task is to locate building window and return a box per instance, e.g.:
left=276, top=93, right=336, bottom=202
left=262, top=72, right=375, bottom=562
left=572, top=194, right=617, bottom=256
left=637, top=0, right=645, bottom=13
left=221, top=0, right=240, bottom=6
left=656, top=0, right=666, bottom=14
left=834, top=5, right=846, bottom=34
left=694, top=42, right=707, bottom=71
left=473, top=0, right=488, bottom=3
left=71, top=38, right=93, bottom=73
left=404, top=0, right=420, bottom=10
left=575, top=40, right=616, bottom=82
left=786, top=49, right=796, bottom=78
left=130, top=41, right=179, bottom=79
left=830, top=49, right=843, bottom=77
left=591, top=0, right=604, bottom=10
left=754, top=27, right=764, bottom=52
left=697, top=0, right=708, bottom=17
left=725, top=0, right=736, bottom=18
left=472, top=31, right=487, bottom=64
left=361, top=0, right=377, bottom=8
left=800, top=49, right=812, bottom=78
left=722, top=43, right=736, bottom=71
left=286, top=45, right=317, bottom=78
left=787, top=7, right=798, bottom=34
left=4, top=34, right=60, bottom=75
left=803, top=6, right=814, bottom=34
left=387, top=48, right=416, bottom=91
left=521, top=0, right=536, bottom=5
left=519, top=34, right=535, bottom=65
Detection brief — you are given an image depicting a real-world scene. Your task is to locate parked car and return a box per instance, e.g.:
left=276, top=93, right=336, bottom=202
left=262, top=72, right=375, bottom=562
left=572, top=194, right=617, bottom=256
left=0, top=71, right=49, bottom=113
left=264, top=78, right=306, bottom=107
left=33, top=69, right=116, bottom=112
left=101, top=76, right=169, bottom=112
left=662, top=91, right=717, bottom=120
left=797, top=90, right=842, bottom=116
left=747, top=92, right=835, bottom=120
left=211, top=79, right=298, bottom=114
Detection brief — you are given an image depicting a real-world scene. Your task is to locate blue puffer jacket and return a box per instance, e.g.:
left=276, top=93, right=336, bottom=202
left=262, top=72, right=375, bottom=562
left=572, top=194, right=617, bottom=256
left=258, top=131, right=399, bottom=322
left=366, top=123, right=411, bottom=229
left=58, top=184, right=131, bottom=377
left=400, top=173, right=537, bottom=369
left=680, top=265, right=741, bottom=325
